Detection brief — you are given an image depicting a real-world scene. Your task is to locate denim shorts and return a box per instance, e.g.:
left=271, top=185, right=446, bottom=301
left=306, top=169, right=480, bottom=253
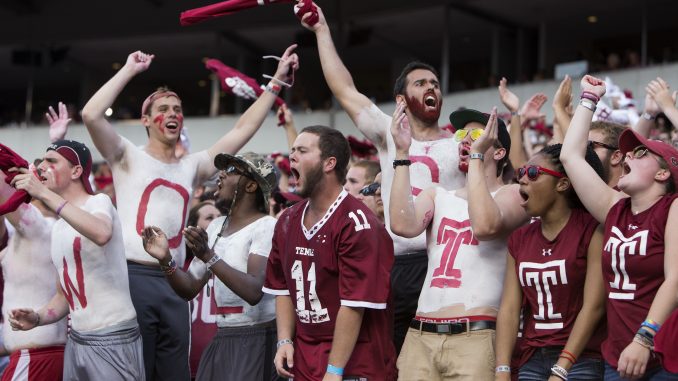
left=519, top=346, right=603, bottom=380
left=604, top=362, right=678, bottom=380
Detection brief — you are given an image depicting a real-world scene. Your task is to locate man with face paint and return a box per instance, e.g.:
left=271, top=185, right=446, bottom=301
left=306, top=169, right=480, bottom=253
left=9, top=140, right=144, bottom=380
left=80, top=46, right=299, bottom=380
left=299, top=3, right=465, bottom=354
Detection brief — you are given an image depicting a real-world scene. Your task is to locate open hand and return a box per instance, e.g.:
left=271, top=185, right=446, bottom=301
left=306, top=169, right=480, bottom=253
left=553, top=75, right=573, bottom=111
left=390, top=101, right=411, bottom=155
left=46, top=102, right=71, bottom=142
left=183, top=226, right=211, bottom=261
left=646, top=77, right=677, bottom=112
left=498, top=77, right=519, bottom=113
left=520, top=93, right=547, bottom=121
left=141, top=226, right=170, bottom=262
left=471, top=107, right=498, bottom=155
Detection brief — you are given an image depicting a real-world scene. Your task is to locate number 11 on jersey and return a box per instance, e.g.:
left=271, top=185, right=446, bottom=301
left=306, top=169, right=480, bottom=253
left=291, top=260, right=330, bottom=323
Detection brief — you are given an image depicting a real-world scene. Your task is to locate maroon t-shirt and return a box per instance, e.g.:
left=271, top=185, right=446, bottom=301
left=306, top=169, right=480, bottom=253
left=601, top=194, right=678, bottom=368
left=264, top=191, right=396, bottom=381
left=508, top=208, right=605, bottom=366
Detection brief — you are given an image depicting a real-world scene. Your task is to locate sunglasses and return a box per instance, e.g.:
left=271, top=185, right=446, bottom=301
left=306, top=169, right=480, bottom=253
left=516, top=165, right=565, bottom=181
left=359, top=182, right=381, bottom=196
left=454, top=128, right=484, bottom=142
left=223, top=165, right=250, bottom=178
left=588, top=140, right=618, bottom=151
left=631, top=145, right=650, bottom=159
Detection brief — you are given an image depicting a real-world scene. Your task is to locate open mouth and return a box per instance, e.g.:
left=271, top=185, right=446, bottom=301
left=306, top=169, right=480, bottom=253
left=459, top=145, right=471, bottom=160
left=424, top=95, right=437, bottom=107
left=519, top=188, right=530, bottom=206
left=166, top=121, right=179, bottom=130
left=622, top=162, right=631, bottom=176
left=291, top=168, right=300, bottom=182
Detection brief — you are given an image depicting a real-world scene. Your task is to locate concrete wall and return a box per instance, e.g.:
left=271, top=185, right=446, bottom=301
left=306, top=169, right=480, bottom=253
left=2, top=62, right=677, bottom=162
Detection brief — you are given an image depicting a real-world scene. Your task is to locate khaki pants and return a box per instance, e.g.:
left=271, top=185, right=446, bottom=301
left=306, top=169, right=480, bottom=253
left=397, top=327, right=495, bottom=381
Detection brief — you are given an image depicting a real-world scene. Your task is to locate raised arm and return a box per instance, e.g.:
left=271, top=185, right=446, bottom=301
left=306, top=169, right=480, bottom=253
left=646, top=77, right=678, bottom=129
left=498, top=78, right=527, bottom=168
left=467, top=108, right=529, bottom=240
left=11, top=169, right=112, bottom=246
left=552, top=75, right=573, bottom=142
left=201, top=45, right=299, bottom=179
left=388, top=102, right=435, bottom=238
left=278, top=104, right=298, bottom=151
left=141, top=226, right=208, bottom=300
left=301, top=4, right=383, bottom=145
left=46, top=102, right=71, bottom=143
left=560, top=75, right=623, bottom=223
left=81, top=51, right=154, bottom=163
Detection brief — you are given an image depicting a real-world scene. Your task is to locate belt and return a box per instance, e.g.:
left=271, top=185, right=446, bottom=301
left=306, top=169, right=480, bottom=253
left=410, top=319, right=496, bottom=335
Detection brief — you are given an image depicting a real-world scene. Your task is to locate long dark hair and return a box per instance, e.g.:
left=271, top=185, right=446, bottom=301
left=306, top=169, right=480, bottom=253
left=539, top=144, right=604, bottom=209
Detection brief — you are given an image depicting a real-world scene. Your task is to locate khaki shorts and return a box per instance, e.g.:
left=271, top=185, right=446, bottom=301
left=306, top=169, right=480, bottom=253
left=396, top=327, right=495, bottom=381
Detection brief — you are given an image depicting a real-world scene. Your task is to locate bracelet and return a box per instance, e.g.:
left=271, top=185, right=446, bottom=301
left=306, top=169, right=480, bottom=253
left=637, top=327, right=656, bottom=339
left=641, top=319, right=661, bottom=333
left=641, top=112, right=656, bottom=121
left=495, top=365, right=511, bottom=373
left=633, top=333, right=654, bottom=350
left=326, top=364, right=344, bottom=376
left=265, top=83, right=281, bottom=96
left=560, top=349, right=577, bottom=364
left=56, top=200, right=68, bottom=216
left=470, top=152, right=484, bottom=160
left=205, top=254, right=222, bottom=269
left=581, top=91, right=601, bottom=103
left=276, top=338, right=293, bottom=349
left=510, top=111, right=519, bottom=117
left=160, top=258, right=177, bottom=276
left=550, top=364, right=568, bottom=380
left=393, top=159, right=412, bottom=169
left=579, top=99, right=596, bottom=112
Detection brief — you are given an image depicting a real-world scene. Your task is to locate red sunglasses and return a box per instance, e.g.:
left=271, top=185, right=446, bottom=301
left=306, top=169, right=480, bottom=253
left=517, top=165, right=565, bottom=181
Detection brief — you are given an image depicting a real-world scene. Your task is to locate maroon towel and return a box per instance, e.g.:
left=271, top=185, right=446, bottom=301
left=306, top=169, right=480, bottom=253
left=205, top=58, right=287, bottom=125
left=347, top=135, right=377, bottom=158
left=294, top=0, right=318, bottom=26
left=180, top=0, right=294, bottom=26
left=0, top=143, right=31, bottom=215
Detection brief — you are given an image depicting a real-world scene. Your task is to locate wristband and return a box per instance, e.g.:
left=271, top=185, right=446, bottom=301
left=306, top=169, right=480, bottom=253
left=160, top=258, right=177, bottom=276
left=392, top=159, right=412, bottom=169
left=641, top=319, right=661, bottom=333
left=265, top=83, right=281, bottom=96
left=510, top=111, right=519, bottom=117
left=579, top=99, right=596, bottom=112
left=470, top=153, right=484, bottom=160
left=581, top=91, right=601, bottom=103
left=205, top=254, right=222, bottom=269
left=495, top=365, right=511, bottom=373
left=550, top=364, right=568, bottom=380
left=276, top=338, right=293, bottom=349
left=56, top=200, right=68, bottom=216
left=326, top=364, right=344, bottom=376
left=641, top=112, right=656, bottom=121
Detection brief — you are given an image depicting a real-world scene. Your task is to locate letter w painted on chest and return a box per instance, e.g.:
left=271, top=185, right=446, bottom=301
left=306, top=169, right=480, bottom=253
left=431, top=218, right=478, bottom=288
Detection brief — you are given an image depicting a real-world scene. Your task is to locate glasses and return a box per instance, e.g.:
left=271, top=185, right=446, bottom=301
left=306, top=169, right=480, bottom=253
left=588, top=140, right=618, bottom=151
left=631, top=145, right=650, bottom=159
left=223, top=165, right=250, bottom=178
left=454, top=128, right=484, bottom=142
left=517, top=165, right=565, bottom=181
left=359, top=182, right=381, bottom=196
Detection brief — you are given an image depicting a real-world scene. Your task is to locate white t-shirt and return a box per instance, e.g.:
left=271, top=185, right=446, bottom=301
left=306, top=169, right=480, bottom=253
left=355, top=104, right=466, bottom=255
left=417, top=187, right=507, bottom=315
left=50, top=194, right=137, bottom=332
left=188, top=215, right=276, bottom=327
left=1, top=203, right=66, bottom=352
left=112, top=137, right=212, bottom=266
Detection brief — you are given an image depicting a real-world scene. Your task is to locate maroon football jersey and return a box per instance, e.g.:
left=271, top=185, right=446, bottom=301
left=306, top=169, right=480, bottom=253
left=508, top=208, right=605, bottom=366
left=263, top=190, right=396, bottom=380
left=601, top=194, right=678, bottom=368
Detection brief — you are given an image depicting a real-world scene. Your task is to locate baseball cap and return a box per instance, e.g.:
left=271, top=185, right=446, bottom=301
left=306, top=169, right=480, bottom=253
left=448, top=109, right=511, bottom=157
left=47, top=140, right=95, bottom=195
left=618, top=129, right=678, bottom=189
left=214, top=152, right=277, bottom=210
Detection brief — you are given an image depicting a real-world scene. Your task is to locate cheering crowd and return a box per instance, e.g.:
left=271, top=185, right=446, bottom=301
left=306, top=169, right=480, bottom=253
left=1, top=2, right=678, bottom=381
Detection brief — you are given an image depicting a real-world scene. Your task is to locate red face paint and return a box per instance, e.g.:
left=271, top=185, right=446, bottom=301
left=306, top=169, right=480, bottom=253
left=406, top=94, right=440, bottom=125
left=48, top=164, right=59, bottom=185
left=153, top=114, right=166, bottom=134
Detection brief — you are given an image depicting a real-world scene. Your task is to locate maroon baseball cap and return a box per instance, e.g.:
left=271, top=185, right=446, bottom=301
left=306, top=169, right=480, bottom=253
left=47, top=140, right=95, bottom=195
left=619, top=129, right=678, bottom=189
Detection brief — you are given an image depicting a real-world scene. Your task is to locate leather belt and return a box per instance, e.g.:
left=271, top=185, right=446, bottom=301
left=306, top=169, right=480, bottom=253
left=410, top=319, right=496, bottom=335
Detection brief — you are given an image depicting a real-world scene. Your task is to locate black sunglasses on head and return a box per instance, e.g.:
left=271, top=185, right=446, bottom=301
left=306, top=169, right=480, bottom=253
left=359, top=182, right=381, bottom=196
